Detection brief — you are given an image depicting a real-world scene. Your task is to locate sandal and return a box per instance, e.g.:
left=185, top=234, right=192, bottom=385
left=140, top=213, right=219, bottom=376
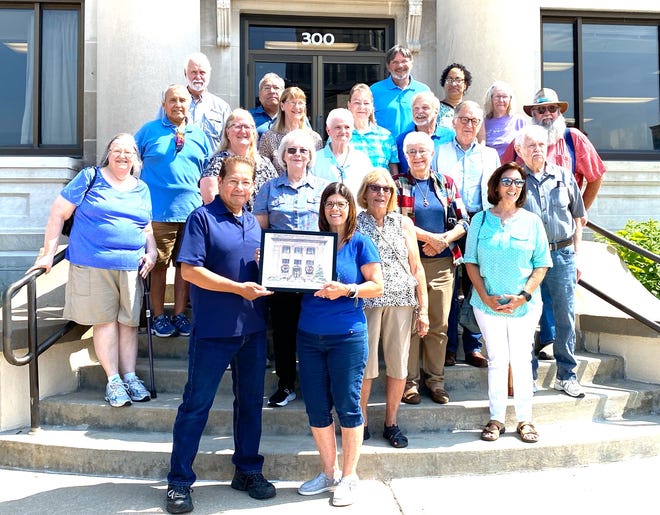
left=480, top=420, right=505, bottom=442
left=383, top=424, right=409, bottom=448
left=517, top=421, right=539, bottom=444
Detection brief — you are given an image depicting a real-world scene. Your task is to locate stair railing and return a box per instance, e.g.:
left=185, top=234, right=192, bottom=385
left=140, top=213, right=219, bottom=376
left=2, top=249, right=79, bottom=432
left=580, top=220, right=660, bottom=333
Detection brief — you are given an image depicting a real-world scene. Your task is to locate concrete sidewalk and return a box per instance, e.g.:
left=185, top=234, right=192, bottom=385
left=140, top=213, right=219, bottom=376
left=0, top=455, right=657, bottom=514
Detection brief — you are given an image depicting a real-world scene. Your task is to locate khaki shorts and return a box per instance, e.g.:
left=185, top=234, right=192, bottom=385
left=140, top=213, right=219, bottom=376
left=152, top=221, right=185, bottom=270
left=64, top=265, right=143, bottom=326
left=364, top=305, right=415, bottom=380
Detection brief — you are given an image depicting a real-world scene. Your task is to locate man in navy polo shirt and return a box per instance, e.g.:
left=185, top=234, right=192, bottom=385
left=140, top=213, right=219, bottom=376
left=165, top=155, right=275, bottom=514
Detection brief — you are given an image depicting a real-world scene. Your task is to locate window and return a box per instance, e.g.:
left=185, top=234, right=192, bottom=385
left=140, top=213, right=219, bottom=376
left=542, top=14, right=660, bottom=158
left=0, top=3, right=81, bottom=154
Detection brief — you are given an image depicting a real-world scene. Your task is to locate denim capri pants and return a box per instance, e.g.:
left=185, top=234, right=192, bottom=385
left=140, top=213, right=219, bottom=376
left=297, top=329, right=368, bottom=429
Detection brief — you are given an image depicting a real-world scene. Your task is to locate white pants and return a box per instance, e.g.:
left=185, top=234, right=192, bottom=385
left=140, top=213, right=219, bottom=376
left=474, top=304, right=541, bottom=423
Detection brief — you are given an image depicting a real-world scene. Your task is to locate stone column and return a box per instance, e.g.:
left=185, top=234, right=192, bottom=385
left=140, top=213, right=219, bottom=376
left=434, top=0, right=540, bottom=110
left=95, top=0, right=201, bottom=159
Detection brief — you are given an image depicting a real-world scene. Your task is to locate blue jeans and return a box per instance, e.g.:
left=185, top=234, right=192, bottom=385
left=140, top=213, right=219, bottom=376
left=297, top=329, right=368, bottom=429
left=532, top=246, right=578, bottom=381
left=538, top=289, right=556, bottom=345
left=168, top=330, right=267, bottom=487
left=447, top=266, right=482, bottom=356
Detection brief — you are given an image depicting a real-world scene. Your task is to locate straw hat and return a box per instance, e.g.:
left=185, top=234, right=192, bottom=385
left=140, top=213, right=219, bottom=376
left=523, top=88, right=569, bottom=116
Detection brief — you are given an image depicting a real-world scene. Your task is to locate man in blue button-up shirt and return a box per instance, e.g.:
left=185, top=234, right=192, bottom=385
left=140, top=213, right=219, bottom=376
left=516, top=124, right=587, bottom=399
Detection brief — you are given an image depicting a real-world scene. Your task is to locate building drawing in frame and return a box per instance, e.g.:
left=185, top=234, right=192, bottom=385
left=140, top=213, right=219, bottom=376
left=259, top=229, right=337, bottom=292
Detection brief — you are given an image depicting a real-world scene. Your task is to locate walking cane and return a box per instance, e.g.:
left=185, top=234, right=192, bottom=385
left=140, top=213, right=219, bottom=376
left=508, top=364, right=514, bottom=397
left=142, top=272, right=157, bottom=399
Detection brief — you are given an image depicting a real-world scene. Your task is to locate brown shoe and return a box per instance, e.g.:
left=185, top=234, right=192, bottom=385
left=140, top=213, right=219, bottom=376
left=466, top=351, right=488, bottom=368
left=429, top=388, right=450, bottom=404
left=402, top=385, right=421, bottom=405
left=445, top=350, right=457, bottom=367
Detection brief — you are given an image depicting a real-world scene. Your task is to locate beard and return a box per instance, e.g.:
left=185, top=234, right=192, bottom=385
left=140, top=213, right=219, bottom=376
left=532, top=115, right=567, bottom=146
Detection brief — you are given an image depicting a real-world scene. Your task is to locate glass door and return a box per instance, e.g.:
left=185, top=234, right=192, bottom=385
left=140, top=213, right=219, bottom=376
left=243, top=16, right=393, bottom=135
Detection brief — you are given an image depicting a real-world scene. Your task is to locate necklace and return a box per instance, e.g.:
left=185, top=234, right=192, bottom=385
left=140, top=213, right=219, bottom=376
left=417, top=178, right=431, bottom=207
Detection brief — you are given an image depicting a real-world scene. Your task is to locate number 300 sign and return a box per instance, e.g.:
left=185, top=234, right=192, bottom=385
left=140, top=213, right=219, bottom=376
left=301, top=32, right=336, bottom=46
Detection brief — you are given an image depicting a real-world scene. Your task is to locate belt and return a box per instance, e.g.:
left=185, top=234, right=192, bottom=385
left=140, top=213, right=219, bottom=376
left=549, top=238, right=573, bottom=251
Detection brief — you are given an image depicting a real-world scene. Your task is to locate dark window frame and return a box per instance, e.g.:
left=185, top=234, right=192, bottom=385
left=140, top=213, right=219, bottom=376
left=542, top=10, right=660, bottom=161
left=0, top=0, right=83, bottom=157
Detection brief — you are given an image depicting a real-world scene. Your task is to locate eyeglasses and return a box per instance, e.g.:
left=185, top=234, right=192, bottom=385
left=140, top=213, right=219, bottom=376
left=446, top=78, right=465, bottom=85
left=229, top=123, right=254, bottom=131
left=110, top=149, right=136, bottom=157
left=286, top=147, right=310, bottom=155
left=406, top=149, right=428, bottom=156
left=457, top=116, right=481, bottom=126
left=175, top=130, right=185, bottom=153
left=285, top=100, right=306, bottom=107
left=368, top=184, right=393, bottom=194
left=500, top=177, right=525, bottom=187
left=324, top=200, right=349, bottom=210
left=532, top=105, right=558, bottom=115
left=260, top=84, right=282, bottom=91
left=493, top=95, right=510, bottom=100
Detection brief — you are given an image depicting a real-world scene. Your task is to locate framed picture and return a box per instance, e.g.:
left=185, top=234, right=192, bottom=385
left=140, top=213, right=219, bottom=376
left=259, top=229, right=337, bottom=292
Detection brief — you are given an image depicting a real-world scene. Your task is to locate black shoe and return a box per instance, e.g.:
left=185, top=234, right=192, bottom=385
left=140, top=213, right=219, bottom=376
left=231, top=471, right=277, bottom=500
left=268, top=387, right=296, bottom=407
left=363, top=424, right=371, bottom=441
left=166, top=485, right=193, bottom=514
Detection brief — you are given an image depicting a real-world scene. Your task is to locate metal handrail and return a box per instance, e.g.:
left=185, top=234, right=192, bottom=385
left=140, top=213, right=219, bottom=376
left=2, top=249, right=79, bottom=431
left=580, top=220, right=659, bottom=333
left=586, top=220, right=660, bottom=265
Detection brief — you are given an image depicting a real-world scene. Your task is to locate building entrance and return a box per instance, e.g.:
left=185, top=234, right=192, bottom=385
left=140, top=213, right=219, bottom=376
left=242, top=16, right=394, bottom=134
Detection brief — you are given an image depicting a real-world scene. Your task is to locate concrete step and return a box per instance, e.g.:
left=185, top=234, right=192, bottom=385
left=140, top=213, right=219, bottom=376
left=1, top=415, right=659, bottom=481
left=40, top=378, right=660, bottom=435
left=80, top=351, right=626, bottom=397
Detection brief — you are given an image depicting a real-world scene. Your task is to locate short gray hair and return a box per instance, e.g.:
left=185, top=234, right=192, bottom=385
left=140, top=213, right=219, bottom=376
left=325, top=108, right=354, bottom=129
left=403, top=131, right=434, bottom=153
left=184, top=52, right=211, bottom=72
left=259, top=73, right=284, bottom=90
left=514, top=124, right=548, bottom=148
left=277, top=129, right=317, bottom=170
left=454, top=100, right=483, bottom=120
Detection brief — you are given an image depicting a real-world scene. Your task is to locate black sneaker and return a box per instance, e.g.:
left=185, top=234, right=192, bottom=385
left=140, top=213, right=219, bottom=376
left=267, top=387, right=296, bottom=407
left=166, top=485, right=193, bottom=514
left=231, top=471, right=276, bottom=500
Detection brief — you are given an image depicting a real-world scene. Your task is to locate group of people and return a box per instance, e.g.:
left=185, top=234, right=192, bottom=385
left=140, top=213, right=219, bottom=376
left=31, top=43, right=606, bottom=513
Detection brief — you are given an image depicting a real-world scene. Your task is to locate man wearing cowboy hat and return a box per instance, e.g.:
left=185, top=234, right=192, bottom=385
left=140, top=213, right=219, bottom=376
left=503, top=87, right=605, bottom=210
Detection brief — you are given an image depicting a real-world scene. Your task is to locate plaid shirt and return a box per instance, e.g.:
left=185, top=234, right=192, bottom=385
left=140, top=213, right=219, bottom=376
left=350, top=123, right=399, bottom=169
left=393, top=171, right=469, bottom=264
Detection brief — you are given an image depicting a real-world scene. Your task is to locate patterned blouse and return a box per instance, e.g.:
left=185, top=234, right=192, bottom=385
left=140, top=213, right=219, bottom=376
left=201, top=150, right=278, bottom=210
left=356, top=211, right=417, bottom=308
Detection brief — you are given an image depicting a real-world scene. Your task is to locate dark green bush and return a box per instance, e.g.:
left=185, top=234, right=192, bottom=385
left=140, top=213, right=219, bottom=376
left=595, top=219, right=659, bottom=298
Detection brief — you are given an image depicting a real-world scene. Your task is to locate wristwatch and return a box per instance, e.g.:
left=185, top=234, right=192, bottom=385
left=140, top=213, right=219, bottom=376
left=519, top=290, right=532, bottom=302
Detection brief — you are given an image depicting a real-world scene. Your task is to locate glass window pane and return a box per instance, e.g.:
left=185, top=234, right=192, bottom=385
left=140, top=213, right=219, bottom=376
left=0, top=9, right=33, bottom=146
left=41, top=9, right=78, bottom=145
left=542, top=22, right=575, bottom=124
left=582, top=24, right=659, bottom=151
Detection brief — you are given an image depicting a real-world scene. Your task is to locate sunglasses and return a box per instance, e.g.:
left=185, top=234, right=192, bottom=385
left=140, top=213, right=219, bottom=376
left=286, top=147, right=310, bottom=155
left=532, top=105, right=559, bottom=115
left=368, top=184, right=393, bottom=194
left=500, top=177, right=525, bottom=187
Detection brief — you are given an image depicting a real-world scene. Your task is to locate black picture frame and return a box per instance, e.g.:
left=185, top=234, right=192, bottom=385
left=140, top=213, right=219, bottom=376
left=259, top=229, right=337, bottom=292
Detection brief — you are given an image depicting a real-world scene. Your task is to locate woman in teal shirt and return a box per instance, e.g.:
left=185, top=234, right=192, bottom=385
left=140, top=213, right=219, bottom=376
left=464, top=163, right=552, bottom=444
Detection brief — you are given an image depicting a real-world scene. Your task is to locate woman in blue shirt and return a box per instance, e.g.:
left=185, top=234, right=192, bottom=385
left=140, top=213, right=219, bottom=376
left=254, top=129, right=329, bottom=408
left=31, top=133, right=157, bottom=408
left=297, top=182, right=383, bottom=507
left=464, top=163, right=552, bottom=444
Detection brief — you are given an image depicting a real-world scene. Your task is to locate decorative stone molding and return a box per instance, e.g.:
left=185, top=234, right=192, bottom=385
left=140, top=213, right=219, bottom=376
left=406, top=0, right=423, bottom=53
left=216, top=0, right=231, bottom=47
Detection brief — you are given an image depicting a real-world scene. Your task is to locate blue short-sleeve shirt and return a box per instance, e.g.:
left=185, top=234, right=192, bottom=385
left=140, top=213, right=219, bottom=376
left=370, top=76, right=431, bottom=137
left=464, top=209, right=552, bottom=317
left=176, top=197, right=267, bottom=338
left=298, top=231, right=380, bottom=335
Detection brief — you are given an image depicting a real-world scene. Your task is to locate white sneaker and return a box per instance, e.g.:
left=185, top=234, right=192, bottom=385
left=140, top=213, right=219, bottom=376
left=298, top=472, right=338, bottom=496
left=554, top=377, right=585, bottom=398
left=332, top=475, right=359, bottom=506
